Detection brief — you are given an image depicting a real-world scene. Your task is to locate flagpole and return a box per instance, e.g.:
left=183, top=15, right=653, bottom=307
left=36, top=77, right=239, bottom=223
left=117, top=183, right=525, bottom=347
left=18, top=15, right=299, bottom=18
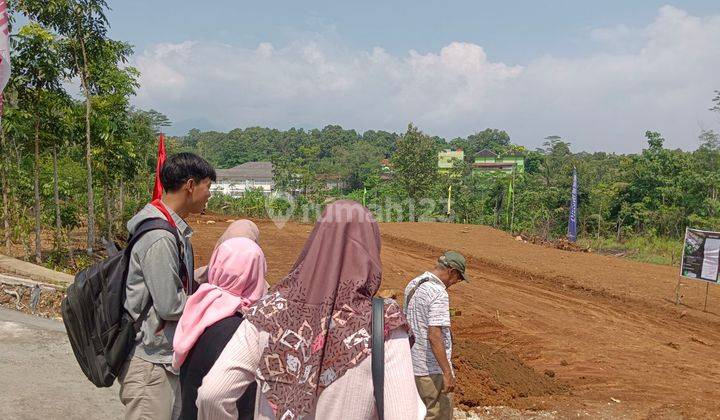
left=510, top=170, right=516, bottom=234
left=568, top=166, right=578, bottom=242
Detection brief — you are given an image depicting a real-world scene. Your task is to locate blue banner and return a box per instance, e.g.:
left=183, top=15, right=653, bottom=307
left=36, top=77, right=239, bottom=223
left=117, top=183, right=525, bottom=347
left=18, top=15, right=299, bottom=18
left=568, top=167, right=578, bottom=242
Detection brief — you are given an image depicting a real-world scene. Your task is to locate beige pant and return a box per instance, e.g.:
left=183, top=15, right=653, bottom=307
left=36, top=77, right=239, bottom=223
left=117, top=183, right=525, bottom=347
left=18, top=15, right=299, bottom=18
left=118, top=356, right=181, bottom=420
left=415, top=375, right=453, bottom=420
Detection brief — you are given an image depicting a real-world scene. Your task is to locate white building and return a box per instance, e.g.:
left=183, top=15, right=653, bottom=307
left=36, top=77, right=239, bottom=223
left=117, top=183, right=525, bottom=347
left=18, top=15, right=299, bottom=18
left=211, top=161, right=274, bottom=196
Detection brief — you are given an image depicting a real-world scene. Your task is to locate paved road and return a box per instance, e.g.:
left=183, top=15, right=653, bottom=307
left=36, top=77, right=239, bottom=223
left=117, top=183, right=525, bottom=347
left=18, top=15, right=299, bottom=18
left=0, top=308, right=123, bottom=419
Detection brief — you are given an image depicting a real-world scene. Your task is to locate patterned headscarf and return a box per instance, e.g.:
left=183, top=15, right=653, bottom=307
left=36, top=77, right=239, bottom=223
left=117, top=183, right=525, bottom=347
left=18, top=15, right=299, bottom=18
left=245, top=200, right=409, bottom=419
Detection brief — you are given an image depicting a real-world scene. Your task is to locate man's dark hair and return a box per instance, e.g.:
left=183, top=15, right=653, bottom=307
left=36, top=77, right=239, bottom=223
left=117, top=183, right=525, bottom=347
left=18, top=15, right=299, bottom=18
left=160, top=153, right=216, bottom=192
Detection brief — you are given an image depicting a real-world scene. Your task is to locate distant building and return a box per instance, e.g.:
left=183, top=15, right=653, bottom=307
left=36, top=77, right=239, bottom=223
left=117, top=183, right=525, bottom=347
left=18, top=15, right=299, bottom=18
left=472, top=149, right=525, bottom=174
left=438, top=149, right=464, bottom=174
left=380, top=158, right=393, bottom=181
left=211, top=161, right=274, bottom=196
left=316, top=173, right=346, bottom=190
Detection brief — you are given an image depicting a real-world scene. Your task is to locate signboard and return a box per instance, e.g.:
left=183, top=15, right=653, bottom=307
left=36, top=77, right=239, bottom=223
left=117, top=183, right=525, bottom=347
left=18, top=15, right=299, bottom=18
left=681, top=228, right=720, bottom=283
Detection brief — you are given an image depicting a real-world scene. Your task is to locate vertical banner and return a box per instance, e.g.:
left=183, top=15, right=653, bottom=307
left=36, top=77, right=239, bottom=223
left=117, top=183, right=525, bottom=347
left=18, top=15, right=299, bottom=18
left=0, top=0, right=11, bottom=116
left=567, top=167, right=578, bottom=242
left=681, top=228, right=720, bottom=283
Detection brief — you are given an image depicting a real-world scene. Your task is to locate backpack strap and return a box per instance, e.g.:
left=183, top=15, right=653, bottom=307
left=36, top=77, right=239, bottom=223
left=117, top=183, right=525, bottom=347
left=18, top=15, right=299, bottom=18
left=125, top=218, right=187, bottom=330
left=403, top=277, right=431, bottom=312
left=372, top=297, right=385, bottom=420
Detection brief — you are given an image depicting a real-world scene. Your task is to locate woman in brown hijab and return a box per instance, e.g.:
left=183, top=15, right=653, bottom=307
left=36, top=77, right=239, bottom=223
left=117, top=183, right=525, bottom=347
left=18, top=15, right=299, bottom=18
left=197, top=201, right=423, bottom=419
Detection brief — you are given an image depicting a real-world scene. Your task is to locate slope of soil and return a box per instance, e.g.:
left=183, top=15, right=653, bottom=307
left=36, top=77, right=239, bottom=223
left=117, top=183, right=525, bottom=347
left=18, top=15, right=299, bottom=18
left=189, top=216, right=720, bottom=417
left=9, top=214, right=719, bottom=417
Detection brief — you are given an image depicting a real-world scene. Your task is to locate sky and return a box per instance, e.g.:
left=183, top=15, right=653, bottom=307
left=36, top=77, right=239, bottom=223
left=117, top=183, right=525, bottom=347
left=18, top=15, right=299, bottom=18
left=103, top=1, right=720, bottom=152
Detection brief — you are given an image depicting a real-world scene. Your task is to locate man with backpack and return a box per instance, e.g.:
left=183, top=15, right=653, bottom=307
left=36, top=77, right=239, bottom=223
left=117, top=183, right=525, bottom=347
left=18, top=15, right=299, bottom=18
left=403, top=251, right=467, bottom=420
left=118, top=153, right=216, bottom=419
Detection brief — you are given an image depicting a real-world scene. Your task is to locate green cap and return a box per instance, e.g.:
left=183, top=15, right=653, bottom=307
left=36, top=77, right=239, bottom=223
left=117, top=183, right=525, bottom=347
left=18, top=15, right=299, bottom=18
left=439, top=251, right=468, bottom=281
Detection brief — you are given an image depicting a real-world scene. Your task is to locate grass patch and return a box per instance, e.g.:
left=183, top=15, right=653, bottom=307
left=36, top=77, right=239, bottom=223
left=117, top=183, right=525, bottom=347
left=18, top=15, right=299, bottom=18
left=578, top=236, right=684, bottom=266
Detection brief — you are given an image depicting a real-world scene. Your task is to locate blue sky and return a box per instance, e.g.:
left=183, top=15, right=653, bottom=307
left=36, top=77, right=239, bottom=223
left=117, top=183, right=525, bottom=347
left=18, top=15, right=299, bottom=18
left=102, top=1, right=720, bottom=151
left=108, top=1, right=717, bottom=62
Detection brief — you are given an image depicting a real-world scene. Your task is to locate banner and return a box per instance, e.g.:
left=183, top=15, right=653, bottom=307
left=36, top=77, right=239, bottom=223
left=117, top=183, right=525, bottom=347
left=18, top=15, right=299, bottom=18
left=0, top=0, right=11, bottom=116
left=567, top=167, right=578, bottom=242
left=680, top=228, right=720, bottom=283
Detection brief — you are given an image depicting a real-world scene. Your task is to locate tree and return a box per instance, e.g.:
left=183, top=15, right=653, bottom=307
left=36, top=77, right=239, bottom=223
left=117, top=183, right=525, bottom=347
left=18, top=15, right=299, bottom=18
left=463, top=128, right=511, bottom=163
left=11, top=22, right=65, bottom=263
left=144, top=109, right=171, bottom=133
left=21, top=0, right=113, bottom=255
left=331, top=142, right=383, bottom=191
left=87, top=39, right=140, bottom=240
left=392, top=124, right=438, bottom=203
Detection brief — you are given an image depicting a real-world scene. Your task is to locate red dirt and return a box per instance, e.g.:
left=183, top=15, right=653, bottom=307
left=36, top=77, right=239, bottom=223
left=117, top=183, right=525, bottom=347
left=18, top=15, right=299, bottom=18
left=189, top=216, right=720, bottom=418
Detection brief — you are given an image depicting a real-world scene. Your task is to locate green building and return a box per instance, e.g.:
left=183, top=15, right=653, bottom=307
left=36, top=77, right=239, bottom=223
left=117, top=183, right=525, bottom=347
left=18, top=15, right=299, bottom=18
left=473, top=149, right=525, bottom=174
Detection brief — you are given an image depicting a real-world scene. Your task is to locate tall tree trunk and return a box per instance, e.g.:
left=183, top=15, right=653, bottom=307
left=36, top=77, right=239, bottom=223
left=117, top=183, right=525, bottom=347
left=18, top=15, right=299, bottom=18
left=118, top=178, right=125, bottom=234
left=1, top=126, right=11, bottom=252
left=33, top=116, right=42, bottom=264
left=53, top=146, right=63, bottom=251
left=1, top=166, right=9, bottom=253
left=79, top=38, right=95, bottom=256
left=103, top=182, right=112, bottom=240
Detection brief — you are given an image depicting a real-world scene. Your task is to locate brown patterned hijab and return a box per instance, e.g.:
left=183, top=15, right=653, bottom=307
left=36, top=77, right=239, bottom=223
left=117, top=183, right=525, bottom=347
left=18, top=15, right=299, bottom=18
left=245, top=200, right=409, bottom=419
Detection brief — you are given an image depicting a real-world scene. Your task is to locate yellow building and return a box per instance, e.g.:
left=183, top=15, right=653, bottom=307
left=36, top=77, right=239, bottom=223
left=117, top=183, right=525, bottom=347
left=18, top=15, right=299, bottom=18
left=438, top=149, right=464, bottom=174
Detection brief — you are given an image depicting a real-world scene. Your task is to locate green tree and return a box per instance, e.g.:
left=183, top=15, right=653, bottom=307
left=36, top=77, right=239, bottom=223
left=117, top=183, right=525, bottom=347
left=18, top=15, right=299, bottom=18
left=21, top=0, right=114, bottom=255
left=392, top=124, right=438, bottom=203
left=11, top=22, right=65, bottom=262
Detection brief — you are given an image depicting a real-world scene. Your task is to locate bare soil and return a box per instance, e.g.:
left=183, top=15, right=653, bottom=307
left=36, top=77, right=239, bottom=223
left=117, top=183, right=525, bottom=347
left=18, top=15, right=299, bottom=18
left=7, top=214, right=720, bottom=418
left=190, top=215, right=720, bottom=418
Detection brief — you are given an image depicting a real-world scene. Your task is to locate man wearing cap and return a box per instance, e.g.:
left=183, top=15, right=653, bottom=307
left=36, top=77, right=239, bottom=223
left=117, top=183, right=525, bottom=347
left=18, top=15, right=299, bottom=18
left=404, top=251, right=467, bottom=420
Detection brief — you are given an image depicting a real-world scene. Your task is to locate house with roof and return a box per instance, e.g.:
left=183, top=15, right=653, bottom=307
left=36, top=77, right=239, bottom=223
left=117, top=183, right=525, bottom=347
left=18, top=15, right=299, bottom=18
left=380, top=159, right=393, bottom=181
left=211, top=161, right=274, bottom=196
left=438, top=149, right=465, bottom=174
left=472, top=149, right=525, bottom=174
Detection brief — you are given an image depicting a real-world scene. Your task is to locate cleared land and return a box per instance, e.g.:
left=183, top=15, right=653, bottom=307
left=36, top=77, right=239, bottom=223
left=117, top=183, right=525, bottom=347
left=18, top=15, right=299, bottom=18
left=3, top=214, right=720, bottom=418
left=191, top=215, right=720, bottom=418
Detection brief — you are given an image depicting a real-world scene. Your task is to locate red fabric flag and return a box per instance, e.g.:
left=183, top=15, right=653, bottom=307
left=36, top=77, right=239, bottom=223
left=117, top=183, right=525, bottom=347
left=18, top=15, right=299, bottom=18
left=152, top=133, right=167, bottom=200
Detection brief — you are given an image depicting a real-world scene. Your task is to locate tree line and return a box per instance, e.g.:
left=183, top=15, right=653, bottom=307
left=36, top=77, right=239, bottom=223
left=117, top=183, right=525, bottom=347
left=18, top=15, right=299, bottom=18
left=2, top=1, right=719, bottom=271
left=1, top=0, right=170, bottom=270
left=172, top=97, right=720, bottom=246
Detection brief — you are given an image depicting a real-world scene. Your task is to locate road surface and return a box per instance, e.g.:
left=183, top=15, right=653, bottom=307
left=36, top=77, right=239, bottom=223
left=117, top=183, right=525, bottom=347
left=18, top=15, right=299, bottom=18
left=0, top=307, right=122, bottom=419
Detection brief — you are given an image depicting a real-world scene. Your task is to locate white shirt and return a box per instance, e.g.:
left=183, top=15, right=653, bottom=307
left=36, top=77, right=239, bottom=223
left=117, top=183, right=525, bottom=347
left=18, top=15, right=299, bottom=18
left=403, top=272, right=452, bottom=377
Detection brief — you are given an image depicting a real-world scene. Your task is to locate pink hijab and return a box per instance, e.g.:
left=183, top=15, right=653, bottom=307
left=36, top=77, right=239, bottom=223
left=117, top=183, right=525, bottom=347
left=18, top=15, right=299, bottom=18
left=193, top=220, right=260, bottom=283
left=172, top=237, right=268, bottom=369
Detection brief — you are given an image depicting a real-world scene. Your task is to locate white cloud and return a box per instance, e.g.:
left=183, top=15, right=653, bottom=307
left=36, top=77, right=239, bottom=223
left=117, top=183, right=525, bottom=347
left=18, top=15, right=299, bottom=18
left=132, top=6, right=720, bottom=152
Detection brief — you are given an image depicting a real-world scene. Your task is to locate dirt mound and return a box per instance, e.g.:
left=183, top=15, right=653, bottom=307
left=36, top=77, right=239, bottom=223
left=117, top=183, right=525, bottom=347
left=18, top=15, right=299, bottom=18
left=518, top=234, right=589, bottom=253
left=453, top=339, right=566, bottom=409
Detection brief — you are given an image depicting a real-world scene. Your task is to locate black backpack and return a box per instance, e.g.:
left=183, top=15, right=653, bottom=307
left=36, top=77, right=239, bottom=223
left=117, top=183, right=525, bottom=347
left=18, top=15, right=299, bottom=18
left=372, top=296, right=385, bottom=420
left=61, top=218, right=184, bottom=388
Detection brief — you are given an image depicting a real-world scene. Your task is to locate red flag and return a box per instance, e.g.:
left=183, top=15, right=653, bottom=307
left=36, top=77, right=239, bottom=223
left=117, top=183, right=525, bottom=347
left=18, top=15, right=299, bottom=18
left=152, top=133, right=167, bottom=200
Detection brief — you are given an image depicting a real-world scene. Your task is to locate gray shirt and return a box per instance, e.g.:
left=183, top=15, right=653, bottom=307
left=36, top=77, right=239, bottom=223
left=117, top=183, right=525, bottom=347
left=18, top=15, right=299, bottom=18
left=124, top=202, right=194, bottom=369
left=403, top=272, right=452, bottom=377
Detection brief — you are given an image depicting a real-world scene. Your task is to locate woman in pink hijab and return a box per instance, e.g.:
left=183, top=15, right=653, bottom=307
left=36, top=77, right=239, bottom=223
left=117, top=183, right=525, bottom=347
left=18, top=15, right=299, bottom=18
left=173, top=235, right=268, bottom=420
left=193, top=219, right=261, bottom=284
